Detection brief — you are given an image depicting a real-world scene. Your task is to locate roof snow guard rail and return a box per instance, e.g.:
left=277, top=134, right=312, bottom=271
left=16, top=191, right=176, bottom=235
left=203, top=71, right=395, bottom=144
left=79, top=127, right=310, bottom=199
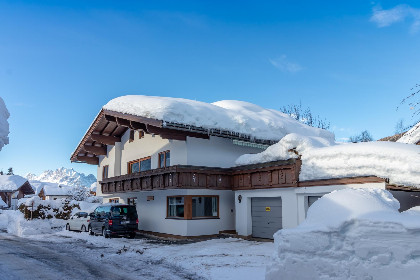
left=163, top=121, right=277, bottom=145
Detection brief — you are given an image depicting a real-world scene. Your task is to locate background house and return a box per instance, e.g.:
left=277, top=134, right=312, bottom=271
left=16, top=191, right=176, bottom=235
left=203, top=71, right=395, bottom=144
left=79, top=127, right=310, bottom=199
left=30, top=181, right=72, bottom=200
left=0, top=175, right=34, bottom=208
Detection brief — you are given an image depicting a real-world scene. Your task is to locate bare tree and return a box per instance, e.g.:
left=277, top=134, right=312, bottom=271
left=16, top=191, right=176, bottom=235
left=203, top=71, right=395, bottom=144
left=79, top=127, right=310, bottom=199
left=399, top=84, right=420, bottom=130
left=394, top=119, right=406, bottom=134
left=280, top=102, right=330, bottom=130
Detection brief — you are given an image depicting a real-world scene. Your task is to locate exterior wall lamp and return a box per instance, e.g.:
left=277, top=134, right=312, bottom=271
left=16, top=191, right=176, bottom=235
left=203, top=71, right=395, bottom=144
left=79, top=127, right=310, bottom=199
left=238, top=195, right=242, bottom=203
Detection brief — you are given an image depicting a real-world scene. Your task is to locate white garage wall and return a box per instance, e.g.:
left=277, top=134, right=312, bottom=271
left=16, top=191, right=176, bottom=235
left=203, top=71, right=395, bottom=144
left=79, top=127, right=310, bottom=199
left=235, top=182, right=386, bottom=237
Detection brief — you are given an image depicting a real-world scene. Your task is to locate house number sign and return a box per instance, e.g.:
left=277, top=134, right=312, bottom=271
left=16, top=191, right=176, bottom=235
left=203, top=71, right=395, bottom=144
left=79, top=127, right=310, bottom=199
left=265, top=207, right=271, bottom=212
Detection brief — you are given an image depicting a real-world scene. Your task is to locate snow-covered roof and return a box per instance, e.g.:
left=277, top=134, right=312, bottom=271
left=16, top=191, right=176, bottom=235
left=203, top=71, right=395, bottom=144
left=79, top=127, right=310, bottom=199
left=103, top=95, right=335, bottom=142
left=0, top=175, right=28, bottom=192
left=30, top=181, right=71, bottom=196
left=0, top=97, right=10, bottom=151
left=236, top=134, right=420, bottom=187
left=397, top=122, right=420, bottom=144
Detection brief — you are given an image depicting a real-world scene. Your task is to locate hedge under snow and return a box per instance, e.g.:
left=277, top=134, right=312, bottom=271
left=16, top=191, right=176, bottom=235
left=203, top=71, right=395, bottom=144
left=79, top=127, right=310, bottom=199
left=0, top=97, right=9, bottom=151
left=266, top=188, right=420, bottom=280
left=103, top=95, right=334, bottom=142
left=236, top=134, right=420, bottom=187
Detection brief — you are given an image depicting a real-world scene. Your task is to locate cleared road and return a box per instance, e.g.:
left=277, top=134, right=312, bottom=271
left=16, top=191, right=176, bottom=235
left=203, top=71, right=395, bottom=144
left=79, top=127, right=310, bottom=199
left=0, top=234, right=202, bottom=280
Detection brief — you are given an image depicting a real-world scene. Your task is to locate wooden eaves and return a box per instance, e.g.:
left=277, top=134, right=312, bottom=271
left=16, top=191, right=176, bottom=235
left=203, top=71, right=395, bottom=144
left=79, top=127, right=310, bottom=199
left=71, top=109, right=278, bottom=165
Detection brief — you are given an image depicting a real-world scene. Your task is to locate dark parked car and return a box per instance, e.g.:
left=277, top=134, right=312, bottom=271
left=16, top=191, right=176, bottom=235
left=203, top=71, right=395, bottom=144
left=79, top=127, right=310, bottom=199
left=88, top=204, right=138, bottom=238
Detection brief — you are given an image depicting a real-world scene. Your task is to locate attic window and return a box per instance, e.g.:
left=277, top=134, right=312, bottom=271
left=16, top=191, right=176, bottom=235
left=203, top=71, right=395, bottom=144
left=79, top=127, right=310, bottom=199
left=129, top=130, right=135, bottom=142
left=139, top=130, right=144, bottom=139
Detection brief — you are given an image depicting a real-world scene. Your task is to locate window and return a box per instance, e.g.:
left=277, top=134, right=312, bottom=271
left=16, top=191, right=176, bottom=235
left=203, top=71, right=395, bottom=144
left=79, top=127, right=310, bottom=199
left=167, top=195, right=219, bottom=219
left=109, top=198, right=119, bottom=203
left=128, top=157, right=151, bottom=174
left=127, top=197, right=137, bottom=206
left=102, top=165, right=109, bottom=180
left=192, top=196, right=218, bottom=217
left=167, top=196, right=185, bottom=218
left=139, top=130, right=144, bottom=139
left=158, top=151, right=170, bottom=168
left=129, top=130, right=135, bottom=142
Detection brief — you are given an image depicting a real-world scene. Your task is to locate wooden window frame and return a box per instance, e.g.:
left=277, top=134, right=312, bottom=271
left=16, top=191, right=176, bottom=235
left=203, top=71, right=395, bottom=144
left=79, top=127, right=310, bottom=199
left=127, top=197, right=137, bottom=206
left=127, top=156, right=152, bottom=174
left=139, top=130, right=145, bottom=139
left=158, top=150, right=170, bottom=168
left=166, top=195, right=219, bottom=220
left=102, top=165, right=109, bottom=180
left=129, top=130, right=135, bottom=143
left=109, top=198, right=119, bottom=203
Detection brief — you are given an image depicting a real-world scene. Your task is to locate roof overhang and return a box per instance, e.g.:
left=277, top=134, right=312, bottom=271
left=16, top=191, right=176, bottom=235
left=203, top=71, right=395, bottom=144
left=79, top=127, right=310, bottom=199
left=71, top=109, right=278, bottom=165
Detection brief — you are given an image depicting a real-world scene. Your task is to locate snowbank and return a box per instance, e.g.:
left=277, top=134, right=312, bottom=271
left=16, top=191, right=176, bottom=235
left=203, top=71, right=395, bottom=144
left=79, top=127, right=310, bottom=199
left=103, top=95, right=334, bottom=141
left=267, top=188, right=420, bottom=280
left=237, top=137, right=420, bottom=187
left=398, top=122, right=420, bottom=144
left=0, top=97, right=9, bottom=151
left=0, top=210, right=64, bottom=236
left=0, top=175, right=28, bottom=191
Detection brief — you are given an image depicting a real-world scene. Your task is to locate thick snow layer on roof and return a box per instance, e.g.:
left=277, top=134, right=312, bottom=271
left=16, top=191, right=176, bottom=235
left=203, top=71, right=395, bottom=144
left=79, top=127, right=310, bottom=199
left=0, top=97, right=10, bottom=151
left=103, top=95, right=335, bottom=141
left=236, top=133, right=335, bottom=165
left=30, top=181, right=71, bottom=196
left=0, top=175, right=27, bottom=191
left=267, top=189, right=420, bottom=279
left=300, top=141, right=420, bottom=186
left=398, top=122, right=420, bottom=144
left=236, top=136, right=420, bottom=187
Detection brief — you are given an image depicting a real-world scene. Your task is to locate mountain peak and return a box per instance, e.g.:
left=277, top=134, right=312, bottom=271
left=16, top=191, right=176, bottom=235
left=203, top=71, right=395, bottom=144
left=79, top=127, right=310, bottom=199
left=26, top=167, right=96, bottom=188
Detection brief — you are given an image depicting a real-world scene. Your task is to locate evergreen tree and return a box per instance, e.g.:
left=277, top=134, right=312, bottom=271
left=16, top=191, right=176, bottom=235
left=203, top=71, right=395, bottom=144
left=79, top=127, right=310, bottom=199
left=6, top=167, right=13, bottom=175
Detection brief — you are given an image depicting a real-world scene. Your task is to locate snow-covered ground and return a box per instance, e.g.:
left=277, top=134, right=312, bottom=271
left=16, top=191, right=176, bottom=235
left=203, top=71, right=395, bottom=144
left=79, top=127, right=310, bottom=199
left=0, top=210, right=272, bottom=280
left=267, top=188, right=420, bottom=280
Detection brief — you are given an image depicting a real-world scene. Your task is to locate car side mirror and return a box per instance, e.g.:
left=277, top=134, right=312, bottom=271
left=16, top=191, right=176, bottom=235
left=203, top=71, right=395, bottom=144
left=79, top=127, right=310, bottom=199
left=89, top=213, right=95, bottom=219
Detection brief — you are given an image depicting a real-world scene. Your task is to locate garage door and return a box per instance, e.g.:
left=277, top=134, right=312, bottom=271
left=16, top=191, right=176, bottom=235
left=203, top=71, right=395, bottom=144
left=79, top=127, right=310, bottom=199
left=251, top=197, right=282, bottom=239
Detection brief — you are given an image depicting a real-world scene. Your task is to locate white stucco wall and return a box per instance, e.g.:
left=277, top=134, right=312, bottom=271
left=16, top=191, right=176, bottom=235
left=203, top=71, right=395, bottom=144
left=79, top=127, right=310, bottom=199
left=234, top=182, right=386, bottom=237
left=186, top=136, right=263, bottom=168
left=100, top=189, right=235, bottom=236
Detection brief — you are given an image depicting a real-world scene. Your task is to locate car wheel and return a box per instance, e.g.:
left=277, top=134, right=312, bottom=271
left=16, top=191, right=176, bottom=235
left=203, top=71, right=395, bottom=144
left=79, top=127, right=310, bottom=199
left=128, top=232, right=136, bottom=239
left=88, top=226, right=94, bottom=236
left=102, top=228, right=109, bottom=239
left=81, top=225, right=86, bottom=232
left=66, top=224, right=70, bottom=231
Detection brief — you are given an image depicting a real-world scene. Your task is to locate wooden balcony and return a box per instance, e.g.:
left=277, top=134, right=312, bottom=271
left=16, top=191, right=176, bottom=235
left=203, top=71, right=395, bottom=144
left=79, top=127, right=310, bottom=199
left=100, top=159, right=300, bottom=194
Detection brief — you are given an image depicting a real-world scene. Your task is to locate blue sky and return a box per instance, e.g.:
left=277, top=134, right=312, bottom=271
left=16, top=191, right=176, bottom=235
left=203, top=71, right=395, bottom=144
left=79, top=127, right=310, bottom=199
left=1, top=0, right=419, bottom=177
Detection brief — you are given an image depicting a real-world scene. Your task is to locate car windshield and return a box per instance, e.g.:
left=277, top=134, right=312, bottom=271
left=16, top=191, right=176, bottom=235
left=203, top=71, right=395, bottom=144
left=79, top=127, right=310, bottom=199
left=111, top=206, right=137, bottom=218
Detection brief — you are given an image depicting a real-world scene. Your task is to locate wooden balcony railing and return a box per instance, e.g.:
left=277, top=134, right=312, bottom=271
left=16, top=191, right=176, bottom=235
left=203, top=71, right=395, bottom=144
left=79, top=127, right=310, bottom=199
left=100, top=160, right=300, bottom=194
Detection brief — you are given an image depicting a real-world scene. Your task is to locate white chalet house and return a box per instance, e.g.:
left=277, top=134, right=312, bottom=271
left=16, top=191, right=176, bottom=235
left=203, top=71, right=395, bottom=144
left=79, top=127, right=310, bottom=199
left=71, top=95, right=414, bottom=239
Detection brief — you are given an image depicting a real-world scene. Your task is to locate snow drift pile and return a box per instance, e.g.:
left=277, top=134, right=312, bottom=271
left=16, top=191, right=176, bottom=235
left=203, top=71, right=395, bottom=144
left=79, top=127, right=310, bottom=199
left=0, top=97, right=9, bottom=151
left=0, top=210, right=64, bottom=236
left=236, top=135, right=420, bottom=187
left=267, top=188, right=420, bottom=280
left=103, top=95, right=334, bottom=141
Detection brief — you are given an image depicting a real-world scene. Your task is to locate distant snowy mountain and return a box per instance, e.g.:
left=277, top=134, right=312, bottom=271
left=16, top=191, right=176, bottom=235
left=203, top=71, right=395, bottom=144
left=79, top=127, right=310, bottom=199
left=26, top=167, right=96, bottom=188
